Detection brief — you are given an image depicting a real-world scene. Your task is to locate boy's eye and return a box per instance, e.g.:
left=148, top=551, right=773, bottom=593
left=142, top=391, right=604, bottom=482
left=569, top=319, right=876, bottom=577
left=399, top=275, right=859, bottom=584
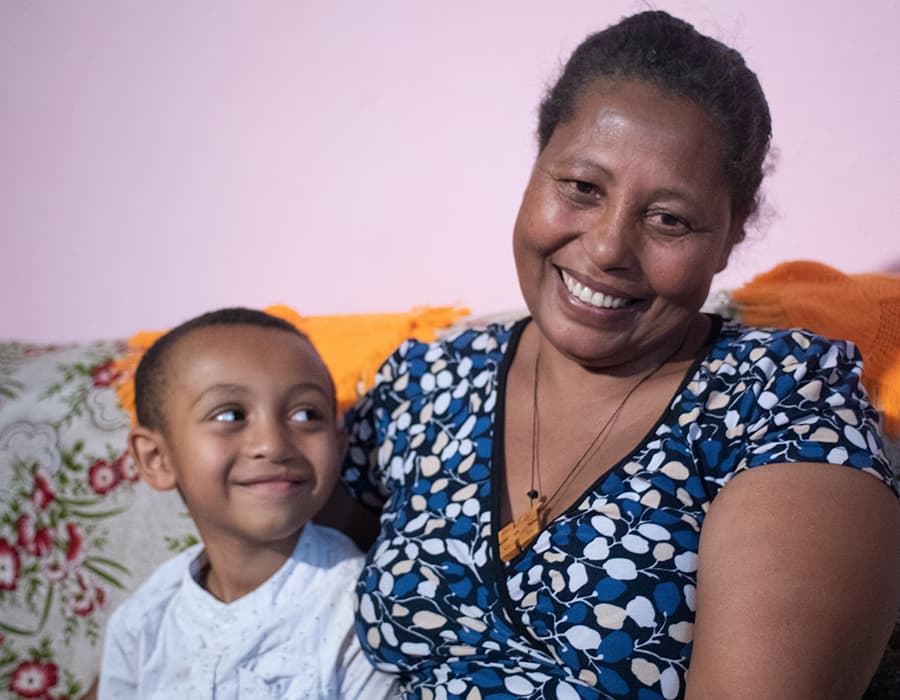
left=212, top=408, right=244, bottom=423
left=290, top=407, right=322, bottom=423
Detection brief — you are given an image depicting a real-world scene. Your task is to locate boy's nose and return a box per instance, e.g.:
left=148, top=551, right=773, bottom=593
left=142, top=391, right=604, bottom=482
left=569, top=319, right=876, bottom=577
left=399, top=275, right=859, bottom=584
left=246, top=420, right=295, bottom=463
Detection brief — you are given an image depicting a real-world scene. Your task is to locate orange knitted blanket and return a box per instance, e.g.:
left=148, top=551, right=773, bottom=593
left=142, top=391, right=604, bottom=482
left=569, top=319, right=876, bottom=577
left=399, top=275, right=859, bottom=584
left=732, top=261, right=900, bottom=437
left=112, top=304, right=470, bottom=423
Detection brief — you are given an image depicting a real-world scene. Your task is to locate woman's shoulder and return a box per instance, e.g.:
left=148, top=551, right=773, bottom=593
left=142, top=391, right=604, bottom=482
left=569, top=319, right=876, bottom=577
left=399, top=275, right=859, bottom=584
left=349, top=317, right=525, bottom=422
left=710, top=317, right=863, bottom=369
left=692, top=317, right=874, bottom=424
left=382, top=316, right=526, bottom=368
left=687, top=318, right=895, bottom=493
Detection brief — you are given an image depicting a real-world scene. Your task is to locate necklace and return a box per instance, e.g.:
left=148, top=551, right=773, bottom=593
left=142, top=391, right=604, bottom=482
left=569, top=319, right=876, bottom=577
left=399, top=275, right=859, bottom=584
left=498, top=330, right=692, bottom=563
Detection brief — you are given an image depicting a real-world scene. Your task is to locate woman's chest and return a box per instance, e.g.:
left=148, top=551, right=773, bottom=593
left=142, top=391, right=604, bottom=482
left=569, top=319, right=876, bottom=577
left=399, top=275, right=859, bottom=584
left=367, top=395, right=711, bottom=639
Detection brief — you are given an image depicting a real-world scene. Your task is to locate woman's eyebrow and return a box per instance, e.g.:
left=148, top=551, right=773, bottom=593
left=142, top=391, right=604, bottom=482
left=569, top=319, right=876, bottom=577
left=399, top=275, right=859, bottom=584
left=551, top=157, right=612, bottom=176
left=649, top=187, right=693, bottom=203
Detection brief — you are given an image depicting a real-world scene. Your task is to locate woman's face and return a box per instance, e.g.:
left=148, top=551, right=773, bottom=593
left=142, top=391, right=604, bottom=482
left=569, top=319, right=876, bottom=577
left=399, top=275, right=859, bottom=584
left=513, top=78, right=742, bottom=370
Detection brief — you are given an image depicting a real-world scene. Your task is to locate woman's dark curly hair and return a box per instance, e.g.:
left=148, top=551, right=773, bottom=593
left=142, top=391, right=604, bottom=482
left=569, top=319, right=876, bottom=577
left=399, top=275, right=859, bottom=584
left=538, top=11, right=772, bottom=229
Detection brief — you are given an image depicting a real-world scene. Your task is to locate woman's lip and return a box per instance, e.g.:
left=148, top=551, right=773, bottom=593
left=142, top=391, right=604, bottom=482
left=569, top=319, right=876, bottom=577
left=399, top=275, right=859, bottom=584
left=557, top=267, right=645, bottom=310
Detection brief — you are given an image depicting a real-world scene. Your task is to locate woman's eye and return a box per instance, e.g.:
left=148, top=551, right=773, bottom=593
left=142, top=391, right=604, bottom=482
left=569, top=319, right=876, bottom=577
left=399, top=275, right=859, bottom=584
left=647, top=210, right=692, bottom=235
left=568, top=180, right=600, bottom=198
left=212, top=408, right=244, bottom=423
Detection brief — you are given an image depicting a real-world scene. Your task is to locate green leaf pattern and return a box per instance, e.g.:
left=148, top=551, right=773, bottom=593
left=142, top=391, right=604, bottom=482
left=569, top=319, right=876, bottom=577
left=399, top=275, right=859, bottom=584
left=0, top=341, right=197, bottom=699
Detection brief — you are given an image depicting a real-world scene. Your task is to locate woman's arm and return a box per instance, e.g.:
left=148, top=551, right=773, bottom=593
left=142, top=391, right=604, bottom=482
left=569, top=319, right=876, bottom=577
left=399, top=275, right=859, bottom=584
left=686, top=462, right=900, bottom=699
left=315, top=483, right=381, bottom=552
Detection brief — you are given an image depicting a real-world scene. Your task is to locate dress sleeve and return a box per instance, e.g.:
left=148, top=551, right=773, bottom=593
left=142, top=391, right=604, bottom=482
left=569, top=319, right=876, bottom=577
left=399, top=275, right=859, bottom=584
left=336, top=623, right=399, bottom=700
left=702, top=329, right=897, bottom=495
left=340, top=341, right=411, bottom=510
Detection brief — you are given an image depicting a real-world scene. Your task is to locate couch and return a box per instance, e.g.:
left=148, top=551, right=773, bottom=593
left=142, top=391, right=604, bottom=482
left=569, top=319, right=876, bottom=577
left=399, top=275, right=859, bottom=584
left=1, top=298, right=897, bottom=699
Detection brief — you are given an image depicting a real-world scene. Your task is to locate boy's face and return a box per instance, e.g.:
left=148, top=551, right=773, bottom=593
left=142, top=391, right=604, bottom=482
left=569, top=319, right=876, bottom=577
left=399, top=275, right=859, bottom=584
left=144, top=324, right=344, bottom=553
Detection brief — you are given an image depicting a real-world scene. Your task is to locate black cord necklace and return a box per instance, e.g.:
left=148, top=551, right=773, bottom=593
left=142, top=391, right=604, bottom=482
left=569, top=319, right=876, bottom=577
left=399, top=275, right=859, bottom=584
left=499, top=327, right=692, bottom=563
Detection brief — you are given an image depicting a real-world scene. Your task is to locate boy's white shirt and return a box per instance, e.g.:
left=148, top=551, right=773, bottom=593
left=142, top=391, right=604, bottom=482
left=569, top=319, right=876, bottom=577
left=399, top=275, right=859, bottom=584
left=98, top=522, right=397, bottom=699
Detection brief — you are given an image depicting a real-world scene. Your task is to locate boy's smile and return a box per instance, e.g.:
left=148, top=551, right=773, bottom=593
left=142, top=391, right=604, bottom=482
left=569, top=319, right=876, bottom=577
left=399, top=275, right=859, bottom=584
left=149, top=324, right=344, bottom=560
left=235, top=471, right=311, bottom=495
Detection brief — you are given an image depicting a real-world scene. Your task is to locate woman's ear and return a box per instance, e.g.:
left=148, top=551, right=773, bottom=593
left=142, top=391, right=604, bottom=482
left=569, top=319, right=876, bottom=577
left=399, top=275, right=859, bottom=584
left=717, top=217, right=746, bottom=273
left=128, top=426, right=177, bottom=492
left=334, top=422, right=349, bottom=460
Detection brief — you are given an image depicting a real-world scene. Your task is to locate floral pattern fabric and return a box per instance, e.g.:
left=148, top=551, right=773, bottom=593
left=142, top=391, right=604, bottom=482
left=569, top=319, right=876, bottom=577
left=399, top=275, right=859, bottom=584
left=344, top=317, right=896, bottom=700
left=0, top=341, right=197, bottom=700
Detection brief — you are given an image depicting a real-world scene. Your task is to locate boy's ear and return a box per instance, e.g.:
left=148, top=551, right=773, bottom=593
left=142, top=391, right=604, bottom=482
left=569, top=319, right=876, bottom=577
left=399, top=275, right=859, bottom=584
left=129, top=426, right=178, bottom=492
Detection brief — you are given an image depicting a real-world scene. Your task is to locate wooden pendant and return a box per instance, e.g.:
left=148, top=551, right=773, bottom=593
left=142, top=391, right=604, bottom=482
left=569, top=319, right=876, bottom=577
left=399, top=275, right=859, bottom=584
left=498, top=500, right=545, bottom=562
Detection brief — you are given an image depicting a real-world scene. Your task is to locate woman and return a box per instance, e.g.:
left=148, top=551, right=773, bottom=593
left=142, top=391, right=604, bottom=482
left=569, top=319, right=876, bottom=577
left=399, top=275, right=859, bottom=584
left=333, top=11, right=900, bottom=699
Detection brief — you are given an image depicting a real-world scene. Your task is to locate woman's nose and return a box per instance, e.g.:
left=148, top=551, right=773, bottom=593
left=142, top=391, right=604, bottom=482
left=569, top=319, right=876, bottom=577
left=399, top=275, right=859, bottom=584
left=580, top=201, right=636, bottom=270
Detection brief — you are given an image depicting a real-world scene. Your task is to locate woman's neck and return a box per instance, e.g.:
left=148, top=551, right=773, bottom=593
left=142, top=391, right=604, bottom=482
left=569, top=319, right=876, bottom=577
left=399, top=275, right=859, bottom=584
left=499, top=312, right=714, bottom=531
left=522, top=312, right=710, bottom=397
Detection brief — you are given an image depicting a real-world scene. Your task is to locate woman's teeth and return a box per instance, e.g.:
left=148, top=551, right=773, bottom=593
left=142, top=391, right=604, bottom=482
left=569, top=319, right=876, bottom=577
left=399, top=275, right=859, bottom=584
left=561, top=270, right=631, bottom=309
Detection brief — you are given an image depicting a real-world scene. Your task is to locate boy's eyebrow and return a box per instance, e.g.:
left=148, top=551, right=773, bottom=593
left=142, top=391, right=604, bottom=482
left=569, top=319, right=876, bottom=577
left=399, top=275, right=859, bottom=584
left=190, top=382, right=332, bottom=408
left=283, top=382, right=332, bottom=398
left=287, top=381, right=337, bottom=414
left=191, top=383, right=246, bottom=408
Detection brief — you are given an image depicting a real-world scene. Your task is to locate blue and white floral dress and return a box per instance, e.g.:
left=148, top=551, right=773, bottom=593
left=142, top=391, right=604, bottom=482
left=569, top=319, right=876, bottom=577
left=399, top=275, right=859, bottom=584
left=343, top=317, right=896, bottom=700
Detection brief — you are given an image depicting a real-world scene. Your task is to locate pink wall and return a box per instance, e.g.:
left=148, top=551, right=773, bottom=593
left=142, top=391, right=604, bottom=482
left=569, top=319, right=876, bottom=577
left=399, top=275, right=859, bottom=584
left=3, top=1, right=898, bottom=342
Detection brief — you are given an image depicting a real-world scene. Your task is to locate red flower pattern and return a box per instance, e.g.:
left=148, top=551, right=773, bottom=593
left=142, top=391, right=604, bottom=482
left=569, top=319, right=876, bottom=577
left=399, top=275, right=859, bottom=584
left=87, top=459, right=120, bottom=495
left=21, top=344, right=61, bottom=357
left=2, top=346, right=148, bottom=698
left=64, top=523, right=84, bottom=565
left=70, top=572, right=106, bottom=618
left=43, top=560, right=67, bottom=583
left=16, top=515, right=53, bottom=558
left=114, top=451, right=139, bottom=482
left=31, top=527, right=54, bottom=558
left=15, top=513, right=33, bottom=548
left=89, top=359, right=121, bottom=388
left=0, top=538, right=20, bottom=591
left=8, top=660, right=59, bottom=698
left=31, top=472, right=54, bottom=511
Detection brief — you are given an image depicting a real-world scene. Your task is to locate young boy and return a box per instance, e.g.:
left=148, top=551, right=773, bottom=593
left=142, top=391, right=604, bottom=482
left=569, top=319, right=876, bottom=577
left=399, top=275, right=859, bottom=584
left=98, top=308, right=396, bottom=699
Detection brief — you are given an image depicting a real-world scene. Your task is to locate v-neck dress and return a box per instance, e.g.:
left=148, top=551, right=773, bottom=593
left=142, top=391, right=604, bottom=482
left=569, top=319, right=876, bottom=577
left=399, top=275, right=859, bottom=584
left=342, top=317, right=896, bottom=700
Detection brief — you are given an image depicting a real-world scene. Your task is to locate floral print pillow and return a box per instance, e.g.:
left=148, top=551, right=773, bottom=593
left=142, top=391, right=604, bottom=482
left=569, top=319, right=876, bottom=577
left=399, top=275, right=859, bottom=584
left=0, top=341, right=196, bottom=699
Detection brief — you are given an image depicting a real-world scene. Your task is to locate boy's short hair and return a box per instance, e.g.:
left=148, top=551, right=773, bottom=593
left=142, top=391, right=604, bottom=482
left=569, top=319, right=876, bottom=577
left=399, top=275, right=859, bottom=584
left=134, top=307, right=329, bottom=432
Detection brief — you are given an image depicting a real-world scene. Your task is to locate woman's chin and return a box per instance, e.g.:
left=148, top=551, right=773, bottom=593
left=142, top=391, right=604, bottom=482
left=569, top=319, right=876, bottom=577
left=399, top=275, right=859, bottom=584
left=533, top=298, right=699, bottom=371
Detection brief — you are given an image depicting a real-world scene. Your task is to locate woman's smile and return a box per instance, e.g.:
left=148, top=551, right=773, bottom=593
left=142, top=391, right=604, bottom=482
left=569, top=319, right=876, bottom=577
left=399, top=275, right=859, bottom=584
left=557, top=267, right=647, bottom=311
left=513, top=77, right=740, bottom=370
